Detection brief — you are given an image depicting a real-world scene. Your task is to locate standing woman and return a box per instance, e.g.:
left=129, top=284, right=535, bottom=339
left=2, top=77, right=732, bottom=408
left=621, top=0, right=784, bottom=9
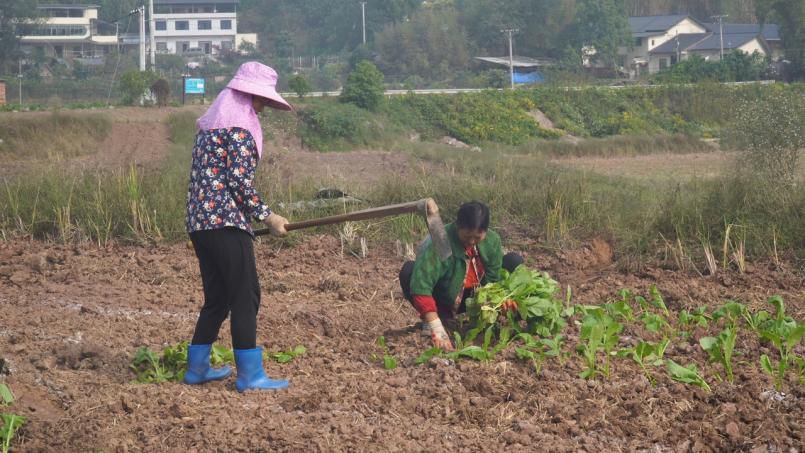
left=184, top=62, right=292, bottom=392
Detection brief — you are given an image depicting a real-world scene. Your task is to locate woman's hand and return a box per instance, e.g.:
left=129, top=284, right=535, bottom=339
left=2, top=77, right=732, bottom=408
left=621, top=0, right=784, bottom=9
left=264, top=213, right=288, bottom=236
left=425, top=313, right=454, bottom=351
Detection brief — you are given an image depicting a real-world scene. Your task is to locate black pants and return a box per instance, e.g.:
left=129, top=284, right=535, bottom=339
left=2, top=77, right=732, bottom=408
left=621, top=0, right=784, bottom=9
left=399, top=252, right=524, bottom=319
left=189, top=227, right=260, bottom=350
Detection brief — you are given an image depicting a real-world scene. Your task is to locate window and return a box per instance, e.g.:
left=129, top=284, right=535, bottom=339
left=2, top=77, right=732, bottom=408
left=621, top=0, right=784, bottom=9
left=216, top=4, right=236, bottom=13
left=155, top=20, right=166, bottom=31
left=220, top=20, right=232, bottom=30
left=177, top=41, right=190, bottom=54
left=156, top=42, right=167, bottom=52
left=175, top=21, right=189, bottom=31
left=634, top=38, right=642, bottom=47
left=200, top=41, right=212, bottom=54
left=198, top=20, right=212, bottom=30
left=651, top=39, right=655, bottom=46
left=659, top=58, right=669, bottom=70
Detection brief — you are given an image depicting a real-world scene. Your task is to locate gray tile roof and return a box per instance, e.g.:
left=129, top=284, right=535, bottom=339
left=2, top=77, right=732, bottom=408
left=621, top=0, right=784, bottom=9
left=702, top=23, right=780, bottom=40
left=649, top=34, right=710, bottom=54
left=688, top=33, right=760, bottom=51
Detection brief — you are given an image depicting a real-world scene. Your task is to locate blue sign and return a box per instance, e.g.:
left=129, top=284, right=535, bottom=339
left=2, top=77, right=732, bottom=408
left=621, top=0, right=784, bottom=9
left=184, top=78, right=205, bottom=94
left=513, top=71, right=545, bottom=85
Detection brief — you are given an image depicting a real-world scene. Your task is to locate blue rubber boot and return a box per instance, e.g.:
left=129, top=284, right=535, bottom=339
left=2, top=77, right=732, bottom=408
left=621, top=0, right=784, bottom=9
left=183, top=344, right=232, bottom=385
left=234, top=348, right=289, bottom=392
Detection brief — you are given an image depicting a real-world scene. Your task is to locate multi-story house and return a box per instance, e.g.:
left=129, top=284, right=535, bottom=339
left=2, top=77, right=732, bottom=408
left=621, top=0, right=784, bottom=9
left=17, top=4, right=118, bottom=64
left=620, top=15, right=779, bottom=77
left=152, top=0, right=256, bottom=56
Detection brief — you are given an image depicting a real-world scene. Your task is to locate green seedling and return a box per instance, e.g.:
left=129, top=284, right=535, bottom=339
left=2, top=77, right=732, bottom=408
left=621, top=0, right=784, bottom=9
left=678, top=305, right=711, bottom=330
left=758, top=296, right=805, bottom=391
left=793, top=356, right=805, bottom=385
left=0, top=385, right=26, bottom=453
left=649, top=285, right=670, bottom=316
left=374, top=337, right=397, bottom=370
left=576, top=311, right=623, bottom=379
left=640, top=312, right=671, bottom=333
left=618, top=338, right=669, bottom=385
left=268, top=345, right=307, bottom=364
left=666, top=359, right=711, bottom=392
left=130, top=346, right=175, bottom=383
left=1, top=413, right=27, bottom=453
left=700, top=327, right=737, bottom=383
left=0, top=385, right=12, bottom=407
left=604, top=299, right=635, bottom=322
left=515, top=345, right=546, bottom=375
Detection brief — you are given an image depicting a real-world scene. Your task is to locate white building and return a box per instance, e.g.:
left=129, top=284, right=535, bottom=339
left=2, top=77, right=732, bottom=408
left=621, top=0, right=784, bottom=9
left=620, top=15, right=779, bottom=76
left=152, top=0, right=256, bottom=56
left=18, top=4, right=118, bottom=64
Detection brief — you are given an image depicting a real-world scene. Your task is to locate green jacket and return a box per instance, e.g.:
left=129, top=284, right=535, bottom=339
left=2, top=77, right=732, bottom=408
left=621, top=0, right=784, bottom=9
left=410, top=223, right=503, bottom=307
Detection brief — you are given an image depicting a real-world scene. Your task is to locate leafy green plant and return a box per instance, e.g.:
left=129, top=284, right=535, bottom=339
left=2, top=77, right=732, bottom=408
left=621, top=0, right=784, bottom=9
left=666, top=359, right=711, bottom=392
left=374, top=337, right=397, bottom=370
left=340, top=61, right=385, bottom=111
left=0, top=384, right=26, bottom=453
left=618, top=338, right=669, bottom=385
left=267, top=345, right=307, bottom=364
left=466, top=266, right=570, bottom=338
left=678, top=305, right=711, bottom=330
left=0, top=386, right=12, bottom=407
left=1, top=413, right=26, bottom=453
left=700, top=328, right=737, bottom=384
left=640, top=312, right=671, bottom=334
left=758, top=296, right=805, bottom=391
left=576, top=308, right=623, bottom=379
left=515, top=333, right=567, bottom=374
left=130, top=346, right=176, bottom=383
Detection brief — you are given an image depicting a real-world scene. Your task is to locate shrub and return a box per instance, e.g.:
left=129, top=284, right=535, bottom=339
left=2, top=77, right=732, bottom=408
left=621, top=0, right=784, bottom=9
left=298, top=102, right=377, bottom=150
left=340, top=61, right=384, bottom=111
left=119, top=70, right=158, bottom=105
left=288, top=74, right=312, bottom=98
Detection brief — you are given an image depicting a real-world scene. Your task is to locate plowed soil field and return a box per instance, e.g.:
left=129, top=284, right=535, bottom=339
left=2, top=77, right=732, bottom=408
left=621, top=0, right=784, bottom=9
left=1, top=108, right=803, bottom=452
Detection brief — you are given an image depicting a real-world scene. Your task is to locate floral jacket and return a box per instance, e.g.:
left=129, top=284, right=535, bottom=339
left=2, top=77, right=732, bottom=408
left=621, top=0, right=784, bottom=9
left=186, top=127, right=271, bottom=235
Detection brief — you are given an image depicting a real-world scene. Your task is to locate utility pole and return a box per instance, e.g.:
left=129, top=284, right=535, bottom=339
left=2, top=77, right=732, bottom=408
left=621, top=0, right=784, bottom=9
left=501, top=28, right=519, bottom=89
left=711, top=15, right=728, bottom=60
left=361, top=2, right=367, bottom=45
left=149, top=0, right=156, bottom=69
left=18, top=60, right=22, bottom=106
left=138, top=5, right=146, bottom=71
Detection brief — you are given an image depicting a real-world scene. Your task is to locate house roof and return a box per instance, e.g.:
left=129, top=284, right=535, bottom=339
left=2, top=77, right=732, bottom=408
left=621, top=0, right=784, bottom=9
left=702, top=23, right=780, bottom=41
left=37, top=4, right=99, bottom=8
left=155, top=0, right=238, bottom=4
left=474, top=56, right=555, bottom=68
left=629, top=15, right=691, bottom=34
left=649, top=34, right=709, bottom=54
left=650, top=33, right=766, bottom=54
left=689, top=33, right=764, bottom=51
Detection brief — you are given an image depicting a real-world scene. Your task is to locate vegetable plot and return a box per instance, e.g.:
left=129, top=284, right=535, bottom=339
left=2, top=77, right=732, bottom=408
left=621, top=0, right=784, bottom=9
left=411, top=265, right=804, bottom=394
left=0, top=384, right=26, bottom=453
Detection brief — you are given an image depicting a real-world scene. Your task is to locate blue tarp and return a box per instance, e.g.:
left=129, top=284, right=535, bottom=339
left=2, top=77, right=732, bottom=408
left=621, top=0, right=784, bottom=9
left=513, top=71, right=544, bottom=84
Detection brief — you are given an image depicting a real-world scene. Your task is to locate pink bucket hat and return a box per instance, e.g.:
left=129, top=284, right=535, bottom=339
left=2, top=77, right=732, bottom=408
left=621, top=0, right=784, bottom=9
left=226, top=61, right=292, bottom=111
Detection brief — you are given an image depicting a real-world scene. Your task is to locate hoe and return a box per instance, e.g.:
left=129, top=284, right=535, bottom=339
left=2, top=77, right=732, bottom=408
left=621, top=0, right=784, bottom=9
left=253, top=198, right=452, bottom=260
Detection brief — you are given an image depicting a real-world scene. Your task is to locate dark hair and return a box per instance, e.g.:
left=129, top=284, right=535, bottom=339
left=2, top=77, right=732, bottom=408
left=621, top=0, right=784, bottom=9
left=456, top=201, right=490, bottom=231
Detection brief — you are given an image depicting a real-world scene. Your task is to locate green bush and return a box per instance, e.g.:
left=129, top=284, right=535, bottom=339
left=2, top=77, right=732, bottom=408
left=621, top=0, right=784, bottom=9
left=298, top=102, right=377, bottom=150
left=340, top=61, right=385, bottom=111
left=119, top=70, right=159, bottom=105
left=288, top=74, right=312, bottom=98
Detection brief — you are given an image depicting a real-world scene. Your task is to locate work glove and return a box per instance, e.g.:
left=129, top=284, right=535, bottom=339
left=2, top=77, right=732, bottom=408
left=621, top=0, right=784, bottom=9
left=500, top=299, right=518, bottom=314
left=427, top=317, right=454, bottom=351
left=264, top=213, right=288, bottom=236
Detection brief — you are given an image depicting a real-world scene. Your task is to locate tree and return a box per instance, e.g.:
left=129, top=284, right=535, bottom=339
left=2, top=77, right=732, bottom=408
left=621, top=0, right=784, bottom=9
left=0, top=0, right=42, bottom=73
left=340, top=61, right=384, bottom=111
left=119, top=70, right=158, bottom=105
left=566, top=0, right=631, bottom=68
left=288, top=74, right=312, bottom=98
left=757, top=0, right=805, bottom=79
